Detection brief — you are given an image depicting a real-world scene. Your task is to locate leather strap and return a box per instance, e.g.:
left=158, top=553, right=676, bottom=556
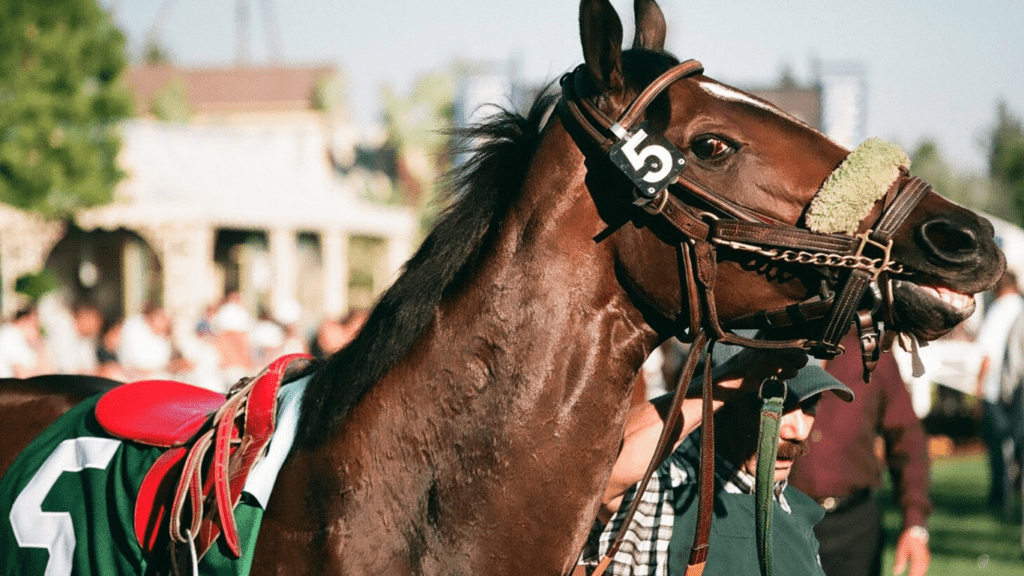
left=713, top=220, right=858, bottom=254
left=856, top=310, right=881, bottom=382
left=686, top=341, right=718, bottom=574
left=590, top=331, right=709, bottom=576
left=755, top=378, right=787, bottom=576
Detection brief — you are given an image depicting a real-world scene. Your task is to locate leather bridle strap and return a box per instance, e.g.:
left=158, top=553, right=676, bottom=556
left=812, top=175, right=930, bottom=357
left=591, top=330, right=710, bottom=576
left=559, top=58, right=929, bottom=361
left=560, top=59, right=707, bottom=154
left=685, top=340, right=718, bottom=575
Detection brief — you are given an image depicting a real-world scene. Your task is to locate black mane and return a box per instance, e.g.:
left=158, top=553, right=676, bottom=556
left=295, top=49, right=679, bottom=448
left=295, top=94, right=557, bottom=448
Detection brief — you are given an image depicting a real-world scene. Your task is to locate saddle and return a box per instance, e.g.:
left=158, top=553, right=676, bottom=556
left=94, top=353, right=314, bottom=561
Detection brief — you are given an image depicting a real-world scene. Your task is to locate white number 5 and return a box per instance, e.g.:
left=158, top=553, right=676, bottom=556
left=9, top=437, right=121, bottom=576
left=620, top=129, right=673, bottom=183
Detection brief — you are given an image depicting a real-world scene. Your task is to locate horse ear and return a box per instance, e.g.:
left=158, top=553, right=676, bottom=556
left=632, top=0, right=666, bottom=51
left=579, top=0, right=624, bottom=93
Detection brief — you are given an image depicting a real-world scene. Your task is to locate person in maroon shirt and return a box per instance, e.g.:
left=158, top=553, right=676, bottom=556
left=789, top=328, right=931, bottom=576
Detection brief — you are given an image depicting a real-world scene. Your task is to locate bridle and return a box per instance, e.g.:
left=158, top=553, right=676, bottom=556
left=558, top=58, right=931, bottom=576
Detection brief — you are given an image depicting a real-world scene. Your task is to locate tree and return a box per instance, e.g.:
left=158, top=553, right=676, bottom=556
left=910, top=139, right=1016, bottom=224
left=988, top=101, right=1024, bottom=225
left=381, top=70, right=456, bottom=233
left=0, top=0, right=132, bottom=217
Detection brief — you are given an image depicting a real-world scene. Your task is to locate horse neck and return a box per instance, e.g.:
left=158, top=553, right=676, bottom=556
left=313, top=124, right=657, bottom=573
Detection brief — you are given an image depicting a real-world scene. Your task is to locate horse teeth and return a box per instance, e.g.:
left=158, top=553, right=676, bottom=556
left=903, top=282, right=974, bottom=311
left=927, top=285, right=973, bottom=310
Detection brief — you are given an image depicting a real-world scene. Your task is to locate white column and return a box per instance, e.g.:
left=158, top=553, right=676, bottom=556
left=269, top=227, right=298, bottom=313
left=136, top=224, right=216, bottom=334
left=321, top=229, right=348, bottom=318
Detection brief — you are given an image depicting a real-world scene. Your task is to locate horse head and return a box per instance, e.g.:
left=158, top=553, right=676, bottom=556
left=570, top=0, right=1004, bottom=359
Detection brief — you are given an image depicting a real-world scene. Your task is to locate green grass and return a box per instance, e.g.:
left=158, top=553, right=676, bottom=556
left=879, top=454, right=1023, bottom=575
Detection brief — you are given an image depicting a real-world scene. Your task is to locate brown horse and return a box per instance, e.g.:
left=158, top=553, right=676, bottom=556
left=0, top=0, right=1005, bottom=574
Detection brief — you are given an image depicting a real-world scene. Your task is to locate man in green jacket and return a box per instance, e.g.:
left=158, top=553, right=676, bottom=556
left=580, top=360, right=853, bottom=575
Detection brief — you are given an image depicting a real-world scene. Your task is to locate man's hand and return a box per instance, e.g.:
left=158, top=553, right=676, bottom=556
left=892, top=526, right=930, bottom=576
left=598, top=346, right=807, bottom=521
left=705, top=347, right=808, bottom=401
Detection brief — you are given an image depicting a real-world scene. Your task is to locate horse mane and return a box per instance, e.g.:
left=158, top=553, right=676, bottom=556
left=295, top=93, right=558, bottom=448
left=295, top=49, right=680, bottom=448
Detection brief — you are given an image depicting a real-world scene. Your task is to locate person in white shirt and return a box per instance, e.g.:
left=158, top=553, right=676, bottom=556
left=117, top=304, right=174, bottom=379
left=0, top=306, right=49, bottom=378
left=975, top=271, right=1024, bottom=514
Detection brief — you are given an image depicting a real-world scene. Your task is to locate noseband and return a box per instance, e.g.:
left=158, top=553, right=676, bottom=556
left=559, top=59, right=930, bottom=576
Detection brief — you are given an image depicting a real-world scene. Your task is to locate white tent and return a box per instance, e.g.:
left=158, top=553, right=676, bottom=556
left=897, top=212, right=1024, bottom=415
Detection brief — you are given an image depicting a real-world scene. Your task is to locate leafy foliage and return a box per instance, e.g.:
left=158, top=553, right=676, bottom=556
left=0, top=0, right=132, bottom=217
left=14, top=270, right=57, bottom=302
left=910, top=140, right=1017, bottom=224
left=381, top=70, right=455, bottom=232
left=987, top=102, right=1024, bottom=225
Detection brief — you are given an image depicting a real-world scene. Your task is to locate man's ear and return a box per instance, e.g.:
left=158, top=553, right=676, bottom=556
left=579, top=0, right=625, bottom=94
left=632, top=0, right=666, bottom=51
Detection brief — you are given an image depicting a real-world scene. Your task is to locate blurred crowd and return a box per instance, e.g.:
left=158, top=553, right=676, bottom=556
left=0, top=291, right=367, bottom=393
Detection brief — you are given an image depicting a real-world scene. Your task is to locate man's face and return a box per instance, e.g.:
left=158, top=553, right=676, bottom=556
left=738, top=394, right=820, bottom=483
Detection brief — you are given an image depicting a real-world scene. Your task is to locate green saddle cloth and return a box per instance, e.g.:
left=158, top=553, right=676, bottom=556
left=0, top=394, right=264, bottom=576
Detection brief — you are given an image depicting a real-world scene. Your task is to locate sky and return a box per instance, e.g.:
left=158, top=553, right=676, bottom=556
left=101, top=0, right=1024, bottom=174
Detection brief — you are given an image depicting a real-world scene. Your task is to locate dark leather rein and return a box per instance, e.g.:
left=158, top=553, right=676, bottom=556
left=557, top=59, right=930, bottom=576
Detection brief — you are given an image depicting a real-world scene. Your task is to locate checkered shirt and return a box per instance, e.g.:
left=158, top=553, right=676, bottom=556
left=578, top=431, right=789, bottom=575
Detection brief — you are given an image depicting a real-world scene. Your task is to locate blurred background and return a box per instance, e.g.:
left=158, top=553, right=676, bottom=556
left=0, top=0, right=1022, bottom=572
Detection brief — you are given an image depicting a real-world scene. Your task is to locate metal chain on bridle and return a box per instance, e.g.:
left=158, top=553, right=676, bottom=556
left=557, top=58, right=930, bottom=576
left=713, top=236, right=905, bottom=277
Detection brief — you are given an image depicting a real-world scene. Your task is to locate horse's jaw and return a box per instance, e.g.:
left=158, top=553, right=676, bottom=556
left=890, top=280, right=978, bottom=342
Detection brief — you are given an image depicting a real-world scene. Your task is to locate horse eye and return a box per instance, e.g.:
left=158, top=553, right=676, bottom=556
left=691, top=136, right=733, bottom=160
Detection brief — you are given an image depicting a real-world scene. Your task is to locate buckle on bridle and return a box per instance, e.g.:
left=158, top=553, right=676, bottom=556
left=633, top=188, right=671, bottom=215
left=853, top=232, right=894, bottom=281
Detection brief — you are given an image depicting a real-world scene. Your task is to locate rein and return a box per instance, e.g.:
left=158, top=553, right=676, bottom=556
left=559, top=59, right=929, bottom=576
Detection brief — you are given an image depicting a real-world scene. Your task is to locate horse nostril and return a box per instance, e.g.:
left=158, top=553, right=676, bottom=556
left=917, top=219, right=980, bottom=263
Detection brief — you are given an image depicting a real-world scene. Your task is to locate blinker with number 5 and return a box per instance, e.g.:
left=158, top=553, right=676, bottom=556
left=608, top=121, right=687, bottom=198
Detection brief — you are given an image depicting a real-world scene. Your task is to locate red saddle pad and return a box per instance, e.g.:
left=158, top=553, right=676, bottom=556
left=96, top=380, right=226, bottom=448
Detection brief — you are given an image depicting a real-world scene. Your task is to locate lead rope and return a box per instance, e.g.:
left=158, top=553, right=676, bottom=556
left=754, top=377, right=788, bottom=576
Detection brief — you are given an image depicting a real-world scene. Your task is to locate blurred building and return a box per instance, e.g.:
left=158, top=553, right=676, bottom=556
left=0, top=64, right=416, bottom=336
left=815, top=61, right=868, bottom=149
left=0, top=58, right=867, bottom=333
left=745, top=70, right=823, bottom=131
left=744, top=60, right=868, bottom=147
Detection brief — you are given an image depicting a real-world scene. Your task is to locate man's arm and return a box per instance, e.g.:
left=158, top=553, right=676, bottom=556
left=599, top=348, right=806, bottom=522
left=879, top=355, right=931, bottom=576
